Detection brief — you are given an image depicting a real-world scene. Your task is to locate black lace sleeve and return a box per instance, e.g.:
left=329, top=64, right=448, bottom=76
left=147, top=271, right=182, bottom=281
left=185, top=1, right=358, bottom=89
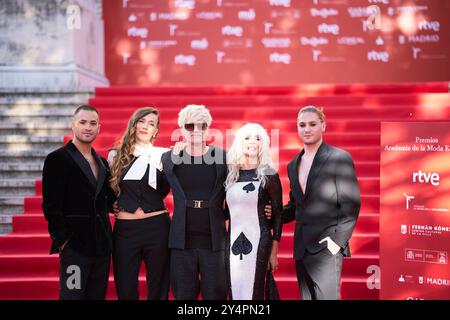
left=266, top=173, right=283, bottom=242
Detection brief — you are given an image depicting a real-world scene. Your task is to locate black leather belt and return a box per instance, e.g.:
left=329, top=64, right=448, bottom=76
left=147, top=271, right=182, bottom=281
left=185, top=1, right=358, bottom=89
left=185, top=200, right=209, bottom=209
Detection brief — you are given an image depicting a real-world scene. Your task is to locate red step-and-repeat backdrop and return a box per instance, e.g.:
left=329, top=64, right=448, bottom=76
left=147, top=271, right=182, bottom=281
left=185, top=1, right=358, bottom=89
left=103, top=0, right=450, bottom=86
left=380, top=122, right=450, bottom=300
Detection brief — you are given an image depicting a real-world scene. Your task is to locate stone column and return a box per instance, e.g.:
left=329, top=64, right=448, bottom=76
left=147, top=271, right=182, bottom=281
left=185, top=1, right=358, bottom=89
left=0, top=0, right=109, bottom=88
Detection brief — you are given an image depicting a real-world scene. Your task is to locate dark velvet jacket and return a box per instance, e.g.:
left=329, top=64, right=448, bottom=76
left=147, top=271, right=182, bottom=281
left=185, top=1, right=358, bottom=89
left=161, top=146, right=228, bottom=252
left=42, top=141, right=115, bottom=256
left=283, top=142, right=361, bottom=260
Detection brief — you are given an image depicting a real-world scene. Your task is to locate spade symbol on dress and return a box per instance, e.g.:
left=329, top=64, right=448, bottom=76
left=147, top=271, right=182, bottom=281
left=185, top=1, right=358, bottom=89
left=232, top=232, right=253, bottom=260
left=242, top=182, right=256, bottom=193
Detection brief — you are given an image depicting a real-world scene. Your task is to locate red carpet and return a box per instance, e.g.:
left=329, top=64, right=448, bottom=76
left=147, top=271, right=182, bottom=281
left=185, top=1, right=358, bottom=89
left=1, top=82, right=449, bottom=300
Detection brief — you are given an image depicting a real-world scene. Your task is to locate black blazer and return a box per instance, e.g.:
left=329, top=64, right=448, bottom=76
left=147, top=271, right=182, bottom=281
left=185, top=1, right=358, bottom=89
left=161, top=146, right=228, bottom=251
left=42, top=141, right=115, bottom=256
left=283, top=142, right=361, bottom=260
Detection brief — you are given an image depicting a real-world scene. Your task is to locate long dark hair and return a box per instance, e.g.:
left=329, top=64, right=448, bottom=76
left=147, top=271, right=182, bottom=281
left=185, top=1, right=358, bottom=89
left=109, top=107, right=160, bottom=196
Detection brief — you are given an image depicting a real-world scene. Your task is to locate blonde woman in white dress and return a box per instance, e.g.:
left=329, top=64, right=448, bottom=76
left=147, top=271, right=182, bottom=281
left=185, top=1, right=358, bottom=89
left=225, top=123, right=283, bottom=300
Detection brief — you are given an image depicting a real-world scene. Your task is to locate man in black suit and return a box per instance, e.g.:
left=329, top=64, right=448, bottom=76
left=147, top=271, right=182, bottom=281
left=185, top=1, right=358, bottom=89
left=161, top=104, right=229, bottom=300
left=283, top=106, right=361, bottom=300
left=42, top=105, right=115, bottom=300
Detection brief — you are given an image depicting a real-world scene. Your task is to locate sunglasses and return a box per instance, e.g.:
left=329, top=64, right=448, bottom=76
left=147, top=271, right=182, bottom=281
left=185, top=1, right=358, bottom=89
left=184, top=123, right=208, bottom=131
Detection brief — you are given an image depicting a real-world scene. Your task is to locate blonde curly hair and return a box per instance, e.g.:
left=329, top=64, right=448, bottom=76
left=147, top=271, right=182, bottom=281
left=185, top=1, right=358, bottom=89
left=225, top=123, right=274, bottom=191
left=177, top=104, right=212, bottom=128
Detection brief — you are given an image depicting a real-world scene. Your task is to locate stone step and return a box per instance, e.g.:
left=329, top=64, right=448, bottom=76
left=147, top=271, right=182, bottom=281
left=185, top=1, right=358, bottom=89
left=0, top=180, right=36, bottom=187
left=0, top=179, right=36, bottom=196
left=0, top=105, right=76, bottom=114
left=0, top=136, right=63, bottom=143
left=0, top=100, right=83, bottom=107
left=0, top=121, right=70, bottom=135
left=0, top=89, right=92, bottom=233
left=0, top=145, right=58, bottom=152
left=0, top=109, right=73, bottom=123
left=0, top=215, right=13, bottom=225
left=0, top=171, right=42, bottom=180
left=0, top=149, right=51, bottom=158
left=0, top=150, right=48, bottom=163
left=0, top=224, right=12, bottom=235
left=0, top=185, right=25, bottom=230
left=0, top=196, right=24, bottom=216
left=0, top=129, right=70, bottom=136
left=0, top=148, right=58, bottom=155
left=0, top=122, right=71, bottom=130
left=0, top=162, right=43, bottom=179
left=0, top=135, right=63, bottom=152
left=0, top=104, right=76, bottom=123
left=0, top=104, right=75, bottom=111
left=0, top=115, right=73, bottom=122
left=0, top=88, right=92, bottom=101
left=0, top=162, right=43, bottom=170
left=0, top=197, right=24, bottom=206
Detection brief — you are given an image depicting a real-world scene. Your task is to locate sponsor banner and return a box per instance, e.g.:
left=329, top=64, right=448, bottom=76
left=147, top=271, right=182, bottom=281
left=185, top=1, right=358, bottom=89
left=380, top=122, right=450, bottom=300
left=105, top=0, right=450, bottom=85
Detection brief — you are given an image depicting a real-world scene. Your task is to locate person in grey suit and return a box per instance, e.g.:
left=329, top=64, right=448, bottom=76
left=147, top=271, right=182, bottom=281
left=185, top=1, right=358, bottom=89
left=283, top=105, right=361, bottom=300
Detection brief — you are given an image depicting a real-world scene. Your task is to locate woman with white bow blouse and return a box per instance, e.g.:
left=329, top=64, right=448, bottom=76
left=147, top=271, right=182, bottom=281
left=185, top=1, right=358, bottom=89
left=108, top=107, right=171, bottom=300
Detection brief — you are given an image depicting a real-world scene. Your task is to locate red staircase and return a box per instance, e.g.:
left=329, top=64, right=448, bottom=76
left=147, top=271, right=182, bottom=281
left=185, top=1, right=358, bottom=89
left=1, top=82, right=449, bottom=300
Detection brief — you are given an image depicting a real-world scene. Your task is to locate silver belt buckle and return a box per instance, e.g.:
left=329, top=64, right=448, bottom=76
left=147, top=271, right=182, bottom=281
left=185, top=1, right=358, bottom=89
left=193, top=200, right=203, bottom=209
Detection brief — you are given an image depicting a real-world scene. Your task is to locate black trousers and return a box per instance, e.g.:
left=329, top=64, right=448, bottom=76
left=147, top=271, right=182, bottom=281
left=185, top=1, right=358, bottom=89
left=295, top=249, right=344, bottom=300
left=113, top=213, right=170, bottom=300
left=59, top=245, right=110, bottom=300
left=170, top=248, right=227, bottom=300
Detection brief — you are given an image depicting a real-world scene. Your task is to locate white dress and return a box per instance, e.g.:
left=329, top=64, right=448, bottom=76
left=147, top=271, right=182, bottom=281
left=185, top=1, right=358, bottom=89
left=226, top=176, right=261, bottom=300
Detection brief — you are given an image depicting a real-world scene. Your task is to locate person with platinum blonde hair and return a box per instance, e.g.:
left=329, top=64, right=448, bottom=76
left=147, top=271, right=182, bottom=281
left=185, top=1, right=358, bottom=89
left=225, top=123, right=283, bottom=300
left=177, top=104, right=212, bottom=130
left=225, top=123, right=274, bottom=190
left=162, top=104, right=228, bottom=300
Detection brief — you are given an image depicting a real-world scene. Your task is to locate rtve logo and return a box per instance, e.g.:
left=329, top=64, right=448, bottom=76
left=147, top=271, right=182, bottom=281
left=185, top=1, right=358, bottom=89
left=412, top=170, right=440, bottom=186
